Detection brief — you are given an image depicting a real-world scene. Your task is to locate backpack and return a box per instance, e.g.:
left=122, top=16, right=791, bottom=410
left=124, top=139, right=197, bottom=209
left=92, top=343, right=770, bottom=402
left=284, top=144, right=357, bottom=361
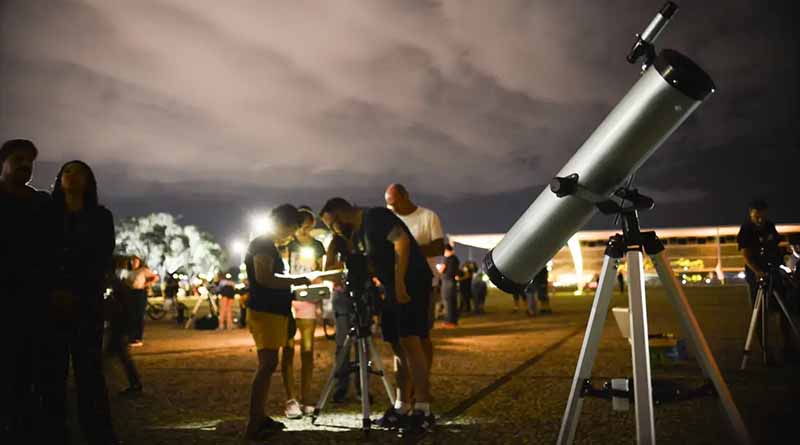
left=195, top=314, right=219, bottom=330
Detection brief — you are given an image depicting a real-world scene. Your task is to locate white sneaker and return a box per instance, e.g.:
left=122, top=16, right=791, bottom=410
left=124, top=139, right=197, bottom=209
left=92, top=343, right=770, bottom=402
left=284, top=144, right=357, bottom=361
left=285, top=399, right=302, bottom=419
left=302, top=405, right=315, bottom=417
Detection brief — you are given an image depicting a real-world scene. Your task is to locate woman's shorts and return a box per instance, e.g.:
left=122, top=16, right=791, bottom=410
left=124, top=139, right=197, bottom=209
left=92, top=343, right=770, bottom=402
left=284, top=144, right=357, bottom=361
left=247, top=310, right=289, bottom=350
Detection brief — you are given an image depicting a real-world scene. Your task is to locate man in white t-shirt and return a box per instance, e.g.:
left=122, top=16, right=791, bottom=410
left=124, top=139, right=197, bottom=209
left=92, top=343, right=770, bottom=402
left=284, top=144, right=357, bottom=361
left=385, top=184, right=443, bottom=391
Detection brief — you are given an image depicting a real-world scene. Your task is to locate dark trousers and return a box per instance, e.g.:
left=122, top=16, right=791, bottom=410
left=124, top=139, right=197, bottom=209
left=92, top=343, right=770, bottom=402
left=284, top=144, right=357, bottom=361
left=40, top=322, right=116, bottom=445
left=526, top=284, right=548, bottom=313
left=128, top=289, right=147, bottom=341
left=1, top=327, right=36, bottom=441
left=459, top=282, right=473, bottom=313
left=108, top=301, right=142, bottom=388
left=442, top=279, right=459, bottom=324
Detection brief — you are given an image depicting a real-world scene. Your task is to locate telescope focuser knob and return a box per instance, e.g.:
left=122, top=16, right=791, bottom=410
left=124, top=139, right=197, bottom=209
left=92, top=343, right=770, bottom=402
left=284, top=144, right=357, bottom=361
left=550, top=174, right=580, bottom=198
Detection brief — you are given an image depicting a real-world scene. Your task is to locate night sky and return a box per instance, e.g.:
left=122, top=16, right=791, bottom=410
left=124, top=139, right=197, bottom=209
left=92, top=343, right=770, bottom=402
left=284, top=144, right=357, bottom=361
left=2, top=0, right=798, bottom=250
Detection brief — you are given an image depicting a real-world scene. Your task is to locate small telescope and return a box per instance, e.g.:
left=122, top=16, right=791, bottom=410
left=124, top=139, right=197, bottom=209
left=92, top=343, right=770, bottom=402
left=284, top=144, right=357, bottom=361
left=483, top=1, right=714, bottom=293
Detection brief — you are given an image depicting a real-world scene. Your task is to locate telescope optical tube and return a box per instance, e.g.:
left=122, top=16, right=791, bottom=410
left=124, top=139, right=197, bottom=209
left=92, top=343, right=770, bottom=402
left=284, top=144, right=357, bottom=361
left=484, top=49, right=715, bottom=293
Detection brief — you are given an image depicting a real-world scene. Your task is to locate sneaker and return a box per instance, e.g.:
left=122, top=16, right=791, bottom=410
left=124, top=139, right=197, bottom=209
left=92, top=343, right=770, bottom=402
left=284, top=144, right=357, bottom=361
left=129, top=340, right=144, bottom=347
left=400, top=410, right=436, bottom=435
left=440, top=322, right=457, bottom=329
left=375, top=407, right=407, bottom=430
left=302, top=405, right=315, bottom=417
left=119, top=383, right=143, bottom=396
left=285, top=399, right=302, bottom=419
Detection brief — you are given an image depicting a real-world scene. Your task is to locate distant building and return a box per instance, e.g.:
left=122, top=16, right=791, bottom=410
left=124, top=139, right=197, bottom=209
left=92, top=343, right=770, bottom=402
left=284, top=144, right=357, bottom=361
left=449, top=225, right=800, bottom=289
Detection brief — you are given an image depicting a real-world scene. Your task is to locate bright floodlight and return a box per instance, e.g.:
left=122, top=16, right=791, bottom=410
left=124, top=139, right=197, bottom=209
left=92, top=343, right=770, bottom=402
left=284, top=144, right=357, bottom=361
left=250, top=213, right=274, bottom=237
left=230, top=239, right=246, bottom=255
left=484, top=47, right=714, bottom=293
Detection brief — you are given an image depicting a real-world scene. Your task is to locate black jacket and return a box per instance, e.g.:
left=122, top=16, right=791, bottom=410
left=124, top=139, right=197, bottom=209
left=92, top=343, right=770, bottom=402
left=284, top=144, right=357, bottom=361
left=53, top=205, right=115, bottom=320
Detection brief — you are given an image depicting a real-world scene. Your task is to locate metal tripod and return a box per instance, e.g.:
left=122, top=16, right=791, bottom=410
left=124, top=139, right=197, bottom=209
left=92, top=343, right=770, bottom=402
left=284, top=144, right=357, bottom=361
left=557, top=210, right=751, bottom=445
left=312, top=306, right=395, bottom=432
left=741, top=269, right=800, bottom=369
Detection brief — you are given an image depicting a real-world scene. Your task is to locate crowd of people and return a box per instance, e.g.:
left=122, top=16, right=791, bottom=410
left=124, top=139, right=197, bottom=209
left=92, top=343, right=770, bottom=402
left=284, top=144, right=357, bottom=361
left=3, top=136, right=798, bottom=444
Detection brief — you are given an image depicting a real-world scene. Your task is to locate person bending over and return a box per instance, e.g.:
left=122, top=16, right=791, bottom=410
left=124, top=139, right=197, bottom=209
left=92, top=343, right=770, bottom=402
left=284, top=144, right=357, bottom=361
left=321, top=198, right=435, bottom=435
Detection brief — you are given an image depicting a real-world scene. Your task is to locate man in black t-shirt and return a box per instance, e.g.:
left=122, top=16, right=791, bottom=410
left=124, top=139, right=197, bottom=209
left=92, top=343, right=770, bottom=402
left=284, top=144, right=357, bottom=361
left=736, top=199, right=798, bottom=364
left=320, top=198, right=435, bottom=434
left=0, top=139, right=54, bottom=439
left=737, top=199, right=783, bottom=302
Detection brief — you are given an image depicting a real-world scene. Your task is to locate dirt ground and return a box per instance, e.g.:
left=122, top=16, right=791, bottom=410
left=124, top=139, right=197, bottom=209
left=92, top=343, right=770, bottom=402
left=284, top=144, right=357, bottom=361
left=71, top=285, right=800, bottom=444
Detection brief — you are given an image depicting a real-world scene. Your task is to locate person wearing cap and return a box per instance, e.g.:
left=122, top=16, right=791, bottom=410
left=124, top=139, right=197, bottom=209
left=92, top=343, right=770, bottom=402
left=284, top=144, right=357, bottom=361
left=0, top=139, right=55, bottom=439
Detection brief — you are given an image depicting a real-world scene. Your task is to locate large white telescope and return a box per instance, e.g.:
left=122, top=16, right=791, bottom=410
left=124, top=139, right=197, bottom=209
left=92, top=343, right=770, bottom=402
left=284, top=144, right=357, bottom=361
left=484, top=4, right=715, bottom=293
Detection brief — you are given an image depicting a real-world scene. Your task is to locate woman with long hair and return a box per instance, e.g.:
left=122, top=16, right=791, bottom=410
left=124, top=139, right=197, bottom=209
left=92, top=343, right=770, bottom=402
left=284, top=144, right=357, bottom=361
left=40, top=160, right=118, bottom=444
left=281, top=207, right=325, bottom=418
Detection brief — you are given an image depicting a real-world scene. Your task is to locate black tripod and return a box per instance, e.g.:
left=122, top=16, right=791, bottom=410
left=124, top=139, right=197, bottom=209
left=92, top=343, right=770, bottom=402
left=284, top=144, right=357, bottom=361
left=741, top=267, right=800, bottom=369
left=312, top=279, right=394, bottom=433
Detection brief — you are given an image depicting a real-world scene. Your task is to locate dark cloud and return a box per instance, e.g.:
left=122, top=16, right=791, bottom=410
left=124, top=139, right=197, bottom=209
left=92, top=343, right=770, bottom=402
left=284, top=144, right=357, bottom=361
left=2, top=0, right=798, bottom=244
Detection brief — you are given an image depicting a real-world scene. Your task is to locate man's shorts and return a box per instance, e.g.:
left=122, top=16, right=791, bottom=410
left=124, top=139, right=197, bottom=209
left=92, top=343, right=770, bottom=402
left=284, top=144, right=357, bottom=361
left=248, top=310, right=289, bottom=350
left=381, top=286, right=432, bottom=343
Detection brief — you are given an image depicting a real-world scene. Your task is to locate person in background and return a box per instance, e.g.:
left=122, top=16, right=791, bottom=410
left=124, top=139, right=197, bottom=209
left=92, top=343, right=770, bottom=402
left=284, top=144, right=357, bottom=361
left=216, top=272, right=237, bottom=330
left=125, top=256, right=158, bottom=346
left=0, top=139, right=53, bottom=440
left=471, top=269, right=488, bottom=314
left=282, top=207, right=326, bottom=418
left=40, top=160, right=118, bottom=444
left=737, top=199, right=799, bottom=365
left=107, top=256, right=142, bottom=396
left=440, top=244, right=460, bottom=327
left=457, top=262, right=474, bottom=314
left=526, top=267, right=552, bottom=316
left=243, top=204, right=316, bottom=440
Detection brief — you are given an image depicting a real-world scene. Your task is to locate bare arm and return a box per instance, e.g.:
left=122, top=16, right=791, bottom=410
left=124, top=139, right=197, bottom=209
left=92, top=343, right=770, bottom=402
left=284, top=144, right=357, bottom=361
left=391, top=229, right=411, bottom=303
left=419, top=238, right=445, bottom=258
left=254, top=254, right=309, bottom=289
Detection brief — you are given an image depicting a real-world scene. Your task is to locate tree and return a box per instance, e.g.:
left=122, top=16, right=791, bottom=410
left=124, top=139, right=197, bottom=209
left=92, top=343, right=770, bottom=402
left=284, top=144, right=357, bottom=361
left=115, top=213, right=225, bottom=277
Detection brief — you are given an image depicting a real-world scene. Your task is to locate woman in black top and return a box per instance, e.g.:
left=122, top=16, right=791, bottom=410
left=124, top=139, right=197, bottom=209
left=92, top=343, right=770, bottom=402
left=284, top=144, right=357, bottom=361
left=40, top=161, right=118, bottom=445
left=243, top=204, right=316, bottom=440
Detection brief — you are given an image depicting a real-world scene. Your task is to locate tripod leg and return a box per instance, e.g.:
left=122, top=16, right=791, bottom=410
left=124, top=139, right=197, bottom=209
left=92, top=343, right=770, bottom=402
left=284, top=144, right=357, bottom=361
left=367, top=336, right=396, bottom=406
left=209, top=295, right=219, bottom=316
left=652, top=252, right=752, bottom=445
left=762, top=279, right=770, bottom=364
left=313, top=334, right=354, bottom=423
left=741, top=289, right=764, bottom=370
left=557, top=255, right=618, bottom=445
left=626, top=251, right=656, bottom=445
left=358, top=337, right=371, bottom=431
left=771, top=290, right=800, bottom=344
left=184, top=296, right=204, bottom=329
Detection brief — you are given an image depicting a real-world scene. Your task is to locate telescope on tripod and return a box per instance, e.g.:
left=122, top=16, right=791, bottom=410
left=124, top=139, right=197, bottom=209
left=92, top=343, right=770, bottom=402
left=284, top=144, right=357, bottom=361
left=312, top=253, right=395, bottom=434
left=483, top=2, right=751, bottom=444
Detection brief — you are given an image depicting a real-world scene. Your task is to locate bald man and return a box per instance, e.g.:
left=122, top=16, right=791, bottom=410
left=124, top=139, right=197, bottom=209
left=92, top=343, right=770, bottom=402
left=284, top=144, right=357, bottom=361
left=384, top=184, right=443, bottom=412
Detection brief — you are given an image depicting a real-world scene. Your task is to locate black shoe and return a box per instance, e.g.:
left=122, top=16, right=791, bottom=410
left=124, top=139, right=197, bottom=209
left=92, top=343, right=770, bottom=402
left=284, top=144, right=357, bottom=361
left=258, top=416, right=286, bottom=432
left=120, top=384, right=143, bottom=396
left=400, top=410, right=435, bottom=435
left=375, top=407, right=406, bottom=430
